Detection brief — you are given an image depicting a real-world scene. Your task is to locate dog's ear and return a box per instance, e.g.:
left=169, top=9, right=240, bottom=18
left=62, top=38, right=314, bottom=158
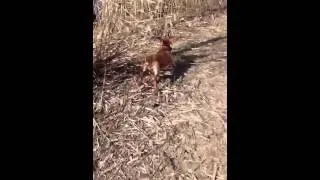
left=166, top=32, right=180, bottom=44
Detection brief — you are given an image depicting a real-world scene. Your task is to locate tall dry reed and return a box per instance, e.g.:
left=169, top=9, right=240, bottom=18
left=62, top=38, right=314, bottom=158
left=93, top=0, right=226, bottom=64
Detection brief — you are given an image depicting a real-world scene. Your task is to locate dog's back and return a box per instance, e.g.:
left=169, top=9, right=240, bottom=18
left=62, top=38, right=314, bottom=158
left=141, top=36, right=176, bottom=93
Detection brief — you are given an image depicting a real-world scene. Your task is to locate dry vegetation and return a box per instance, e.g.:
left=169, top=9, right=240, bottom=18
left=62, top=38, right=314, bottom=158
left=93, top=0, right=227, bottom=179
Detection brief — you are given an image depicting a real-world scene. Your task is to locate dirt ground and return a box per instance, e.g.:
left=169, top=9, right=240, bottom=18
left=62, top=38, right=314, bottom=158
left=93, top=13, right=227, bottom=180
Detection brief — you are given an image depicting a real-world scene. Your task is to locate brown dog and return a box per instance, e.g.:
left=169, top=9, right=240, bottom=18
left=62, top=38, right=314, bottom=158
left=141, top=37, right=175, bottom=93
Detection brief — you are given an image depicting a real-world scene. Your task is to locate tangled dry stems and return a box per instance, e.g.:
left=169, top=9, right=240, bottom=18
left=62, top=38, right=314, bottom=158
left=93, top=1, right=226, bottom=179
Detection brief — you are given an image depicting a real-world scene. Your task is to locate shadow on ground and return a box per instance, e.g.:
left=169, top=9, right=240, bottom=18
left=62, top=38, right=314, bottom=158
left=172, top=36, right=226, bottom=56
left=170, top=36, right=227, bottom=82
left=93, top=60, right=141, bottom=87
left=172, top=54, right=207, bottom=81
left=94, top=36, right=226, bottom=88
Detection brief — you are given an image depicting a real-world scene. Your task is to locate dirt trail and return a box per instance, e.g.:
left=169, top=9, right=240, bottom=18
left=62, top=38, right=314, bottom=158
left=156, top=15, right=227, bottom=180
left=94, top=14, right=226, bottom=180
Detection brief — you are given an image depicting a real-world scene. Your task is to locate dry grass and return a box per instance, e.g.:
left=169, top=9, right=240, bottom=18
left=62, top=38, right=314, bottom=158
left=93, top=0, right=227, bottom=63
left=93, top=1, right=227, bottom=179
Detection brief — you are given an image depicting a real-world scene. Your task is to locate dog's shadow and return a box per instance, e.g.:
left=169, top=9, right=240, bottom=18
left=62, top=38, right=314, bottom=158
left=168, top=36, right=226, bottom=83
left=172, top=54, right=207, bottom=81
left=159, top=54, right=207, bottom=87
